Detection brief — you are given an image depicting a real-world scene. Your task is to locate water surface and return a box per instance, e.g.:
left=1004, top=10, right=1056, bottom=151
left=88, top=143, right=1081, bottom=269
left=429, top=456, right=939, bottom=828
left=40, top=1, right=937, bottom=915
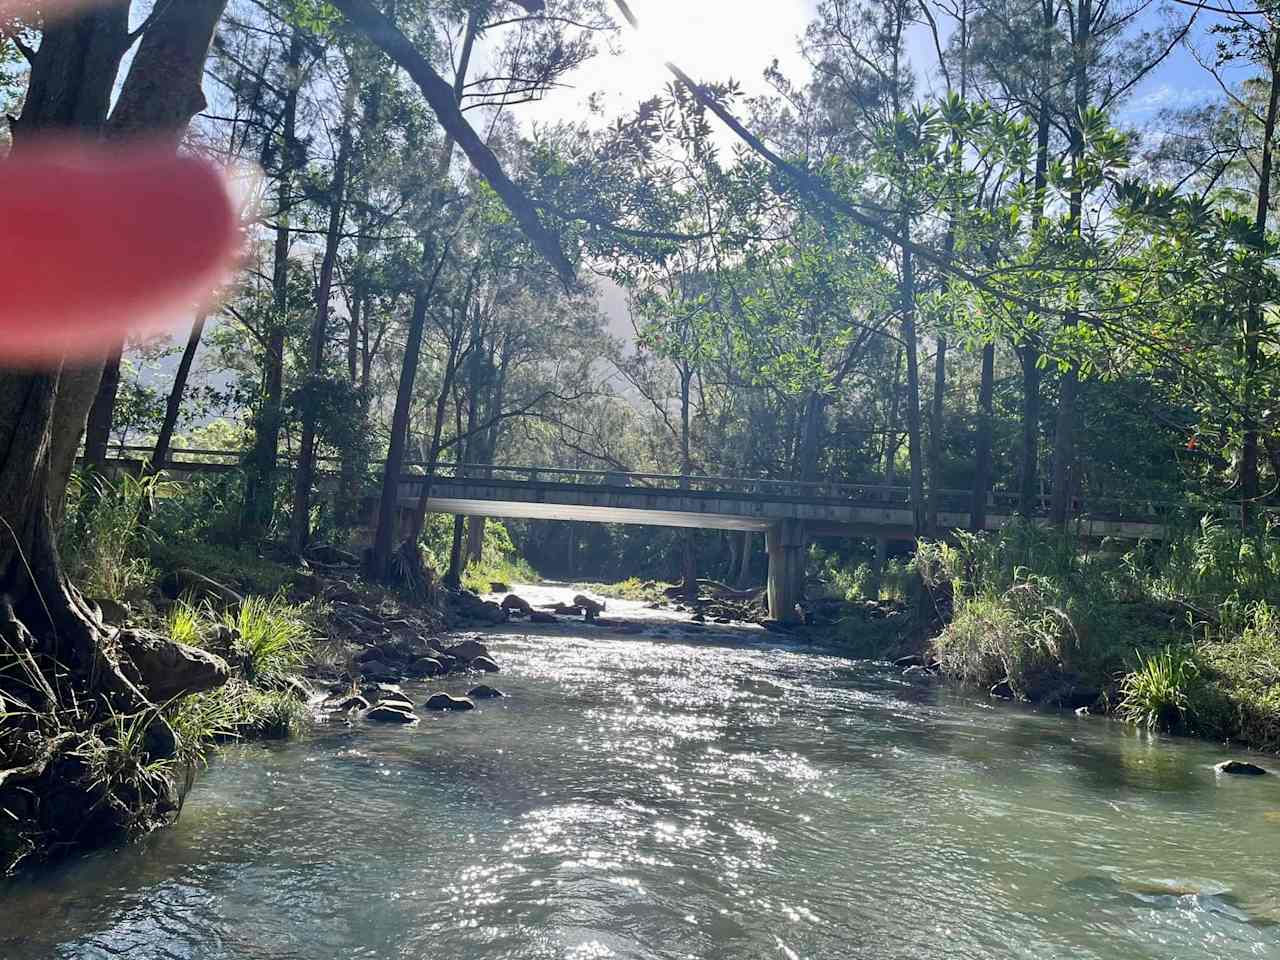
left=3, top=586, right=1279, bottom=959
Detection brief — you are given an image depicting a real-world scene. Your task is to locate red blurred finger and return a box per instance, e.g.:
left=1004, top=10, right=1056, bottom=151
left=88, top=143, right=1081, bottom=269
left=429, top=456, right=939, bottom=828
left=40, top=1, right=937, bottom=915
left=0, top=141, right=242, bottom=367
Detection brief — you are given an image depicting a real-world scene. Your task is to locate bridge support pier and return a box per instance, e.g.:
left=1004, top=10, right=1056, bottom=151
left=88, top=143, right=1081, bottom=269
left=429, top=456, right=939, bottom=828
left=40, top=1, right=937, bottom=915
left=766, top=519, right=806, bottom=622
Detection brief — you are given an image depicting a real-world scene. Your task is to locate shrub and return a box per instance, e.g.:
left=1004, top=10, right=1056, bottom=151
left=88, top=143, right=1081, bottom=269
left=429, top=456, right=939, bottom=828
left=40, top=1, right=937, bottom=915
left=1119, top=646, right=1200, bottom=730
left=60, top=471, right=162, bottom=601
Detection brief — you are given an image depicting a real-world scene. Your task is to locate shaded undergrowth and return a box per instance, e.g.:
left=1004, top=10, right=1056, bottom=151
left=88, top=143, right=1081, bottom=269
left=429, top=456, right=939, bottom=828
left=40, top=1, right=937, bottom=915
left=920, top=518, right=1280, bottom=752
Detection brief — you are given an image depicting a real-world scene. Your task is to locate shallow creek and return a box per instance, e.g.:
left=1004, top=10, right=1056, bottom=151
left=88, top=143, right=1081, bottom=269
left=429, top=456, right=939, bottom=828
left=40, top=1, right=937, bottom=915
left=3, top=584, right=1279, bottom=959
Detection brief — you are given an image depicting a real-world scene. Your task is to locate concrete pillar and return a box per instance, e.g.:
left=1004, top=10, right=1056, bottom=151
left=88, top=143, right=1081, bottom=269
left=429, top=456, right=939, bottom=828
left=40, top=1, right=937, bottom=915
left=766, top=519, right=806, bottom=622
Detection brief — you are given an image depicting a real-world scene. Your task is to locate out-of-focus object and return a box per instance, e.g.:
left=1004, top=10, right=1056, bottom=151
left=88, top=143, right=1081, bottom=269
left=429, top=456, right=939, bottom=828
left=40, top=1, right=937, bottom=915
left=0, top=141, right=240, bottom=366
left=0, top=0, right=105, bottom=19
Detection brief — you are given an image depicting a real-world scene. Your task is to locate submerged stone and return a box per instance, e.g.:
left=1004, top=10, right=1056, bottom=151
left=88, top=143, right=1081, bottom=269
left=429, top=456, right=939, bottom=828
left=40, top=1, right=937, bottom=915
left=470, top=656, right=500, bottom=673
left=1216, top=760, right=1268, bottom=776
left=467, top=684, right=505, bottom=699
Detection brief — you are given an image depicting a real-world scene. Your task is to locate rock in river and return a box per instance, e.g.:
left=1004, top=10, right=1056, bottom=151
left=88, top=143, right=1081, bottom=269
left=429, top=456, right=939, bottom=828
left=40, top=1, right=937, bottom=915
left=407, top=656, right=445, bottom=678
left=366, top=704, right=418, bottom=724
left=529, top=610, right=558, bottom=624
left=331, top=694, right=370, bottom=713
left=470, top=655, right=500, bottom=673
left=500, top=594, right=534, bottom=616
left=423, top=693, right=476, bottom=712
left=467, top=684, right=505, bottom=699
left=445, top=638, right=491, bottom=662
left=1216, top=760, right=1268, bottom=776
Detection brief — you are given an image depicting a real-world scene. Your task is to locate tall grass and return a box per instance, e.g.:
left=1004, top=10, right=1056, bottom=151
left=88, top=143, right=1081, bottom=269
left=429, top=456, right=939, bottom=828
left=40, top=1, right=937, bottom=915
left=61, top=471, right=164, bottom=601
left=218, top=594, right=314, bottom=683
left=921, top=517, right=1280, bottom=749
left=163, top=595, right=316, bottom=763
left=1119, top=647, right=1199, bottom=730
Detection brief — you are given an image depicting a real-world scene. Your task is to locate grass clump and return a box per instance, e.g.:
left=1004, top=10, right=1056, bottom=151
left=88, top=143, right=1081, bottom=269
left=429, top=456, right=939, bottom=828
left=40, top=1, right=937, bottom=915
left=60, top=471, right=161, bottom=601
left=219, top=594, right=314, bottom=683
left=161, top=594, right=316, bottom=765
left=1119, top=647, right=1199, bottom=730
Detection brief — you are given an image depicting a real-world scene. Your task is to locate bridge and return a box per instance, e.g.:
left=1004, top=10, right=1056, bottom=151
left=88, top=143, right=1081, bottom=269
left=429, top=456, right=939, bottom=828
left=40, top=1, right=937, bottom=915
left=97, top=449, right=1175, bottom=622
left=401, top=464, right=1173, bottom=620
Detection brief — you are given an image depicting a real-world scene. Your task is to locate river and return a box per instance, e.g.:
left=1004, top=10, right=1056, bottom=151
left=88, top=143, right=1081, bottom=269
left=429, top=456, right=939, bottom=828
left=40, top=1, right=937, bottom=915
left=3, top=584, right=1279, bottom=959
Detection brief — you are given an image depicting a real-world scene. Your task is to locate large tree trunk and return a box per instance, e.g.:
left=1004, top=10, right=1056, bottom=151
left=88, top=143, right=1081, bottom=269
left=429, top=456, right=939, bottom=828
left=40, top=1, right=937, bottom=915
left=242, top=26, right=303, bottom=543
left=900, top=237, right=926, bottom=539
left=1241, top=34, right=1280, bottom=528
left=371, top=6, right=480, bottom=581
left=83, top=346, right=123, bottom=468
left=0, top=0, right=229, bottom=873
left=290, top=78, right=357, bottom=555
left=872, top=348, right=903, bottom=597
left=370, top=245, right=449, bottom=581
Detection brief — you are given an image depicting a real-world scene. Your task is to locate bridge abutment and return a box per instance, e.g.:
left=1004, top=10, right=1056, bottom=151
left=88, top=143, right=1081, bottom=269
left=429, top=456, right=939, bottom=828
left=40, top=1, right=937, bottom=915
left=766, top=519, right=806, bottom=622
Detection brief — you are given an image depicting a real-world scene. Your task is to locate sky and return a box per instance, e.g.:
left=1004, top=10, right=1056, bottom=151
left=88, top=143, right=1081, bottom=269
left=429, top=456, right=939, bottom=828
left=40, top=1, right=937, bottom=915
left=512, top=0, right=1232, bottom=136
left=518, top=0, right=819, bottom=131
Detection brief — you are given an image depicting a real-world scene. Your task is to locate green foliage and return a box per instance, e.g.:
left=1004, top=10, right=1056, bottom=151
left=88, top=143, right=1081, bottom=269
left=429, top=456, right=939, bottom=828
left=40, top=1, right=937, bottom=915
left=421, top=516, right=539, bottom=593
left=170, top=681, right=308, bottom=759
left=165, top=596, right=316, bottom=764
left=166, top=598, right=205, bottom=648
left=149, top=540, right=303, bottom=598
left=60, top=471, right=162, bottom=601
left=1119, top=647, right=1200, bottom=730
left=220, top=594, right=314, bottom=683
left=925, top=520, right=1280, bottom=750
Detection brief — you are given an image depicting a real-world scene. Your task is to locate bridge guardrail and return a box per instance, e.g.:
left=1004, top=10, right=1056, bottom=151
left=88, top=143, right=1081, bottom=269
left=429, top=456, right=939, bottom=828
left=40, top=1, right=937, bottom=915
left=92, top=447, right=1193, bottom=525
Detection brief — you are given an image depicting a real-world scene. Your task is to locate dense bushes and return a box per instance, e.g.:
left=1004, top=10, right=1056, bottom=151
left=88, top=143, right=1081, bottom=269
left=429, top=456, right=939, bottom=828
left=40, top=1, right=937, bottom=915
left=922, top=519, right=1280, bottom=751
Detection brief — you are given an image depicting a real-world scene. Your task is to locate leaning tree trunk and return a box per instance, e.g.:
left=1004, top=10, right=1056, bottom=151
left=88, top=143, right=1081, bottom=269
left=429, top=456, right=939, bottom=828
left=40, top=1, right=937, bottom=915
left=0, top=0, right=230, bottom=873
left=1240, top=33, right=1280, bottom=528
left=151, top=314, right=208, bottom=470
left=290, top=78, right=357, bottom=556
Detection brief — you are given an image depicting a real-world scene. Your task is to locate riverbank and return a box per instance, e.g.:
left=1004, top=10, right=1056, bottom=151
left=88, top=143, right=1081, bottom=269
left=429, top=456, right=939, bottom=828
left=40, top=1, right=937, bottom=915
left=907, top=522, right=1280, bottom=756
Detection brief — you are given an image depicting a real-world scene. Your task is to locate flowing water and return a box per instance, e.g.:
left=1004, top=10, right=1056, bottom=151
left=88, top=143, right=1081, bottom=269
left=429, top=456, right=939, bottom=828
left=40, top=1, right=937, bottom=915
left=3, top=584, right=1280, bottom=959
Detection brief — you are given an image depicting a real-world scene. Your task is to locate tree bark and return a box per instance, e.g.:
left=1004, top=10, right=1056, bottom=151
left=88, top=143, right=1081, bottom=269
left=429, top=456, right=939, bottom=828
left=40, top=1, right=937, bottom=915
left=290, top=77, right=357, bottom=555
left=0, top=0, right=228, bottom=868
left=369, top=245, right=450, bottom=581
left=901, top=236, right=926, bottom=539
left=1241, top=33, right=1280, bottom=528
left=243, top=25, right=303, bottom=542
left=329, top=0, right=575, bottom=286
left=872, top=348, right=903, bottom=597
left=971, top=342, right=995, bottom=531
left=152, top=314, right=208, bottom=470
